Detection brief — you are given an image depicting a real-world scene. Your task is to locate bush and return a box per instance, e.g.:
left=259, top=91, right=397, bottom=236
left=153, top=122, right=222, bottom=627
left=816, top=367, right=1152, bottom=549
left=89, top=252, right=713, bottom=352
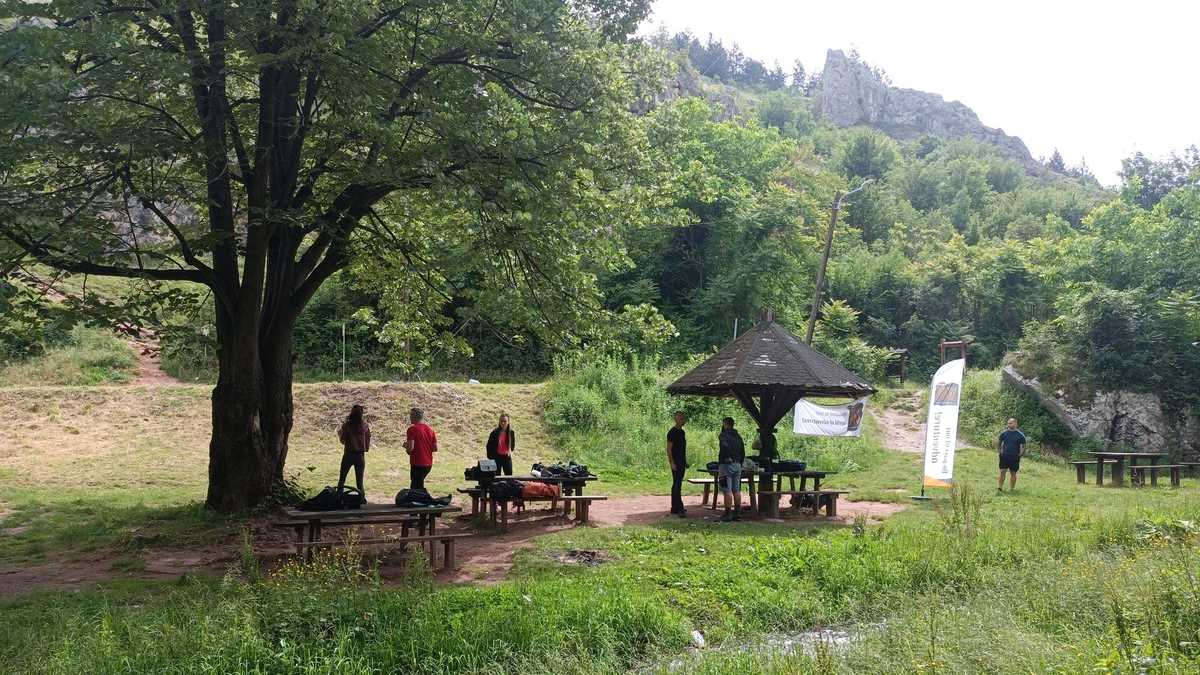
left=544, top=386, right=605, bottom=432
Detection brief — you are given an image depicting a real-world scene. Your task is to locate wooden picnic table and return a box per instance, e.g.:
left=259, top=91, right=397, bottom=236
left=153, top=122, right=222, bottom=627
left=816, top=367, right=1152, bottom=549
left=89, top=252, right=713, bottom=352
left=1086, top=452, right=1166, bottom=487
left=506, top=474, right=597, bottom=497
left=767, top=469, right=837, bottom=492
left=697, top=468, right=760, bottom=513
left=460, top=474, right=598, bottom=519
left=280, top=503, right=462, bottom=558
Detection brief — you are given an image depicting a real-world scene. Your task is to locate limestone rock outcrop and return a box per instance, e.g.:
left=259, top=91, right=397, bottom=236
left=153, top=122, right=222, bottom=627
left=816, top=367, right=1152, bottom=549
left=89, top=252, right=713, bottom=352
left=1002, top=366, right=1200, bottom=459
left=819, top=49, right=1037, bottom=169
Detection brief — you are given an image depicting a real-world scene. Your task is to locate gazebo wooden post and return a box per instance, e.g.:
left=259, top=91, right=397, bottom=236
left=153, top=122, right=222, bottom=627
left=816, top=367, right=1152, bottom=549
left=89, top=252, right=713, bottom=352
left=758, top=393, right=773, bottom=515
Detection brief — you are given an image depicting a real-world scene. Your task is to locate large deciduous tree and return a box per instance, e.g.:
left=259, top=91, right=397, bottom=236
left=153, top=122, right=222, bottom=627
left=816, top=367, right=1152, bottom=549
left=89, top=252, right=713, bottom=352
left=0, top=0, right=659, bottom=510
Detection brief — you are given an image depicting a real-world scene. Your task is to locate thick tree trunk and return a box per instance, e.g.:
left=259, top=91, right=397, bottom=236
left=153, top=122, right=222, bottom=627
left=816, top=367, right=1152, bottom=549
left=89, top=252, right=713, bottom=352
left=204, top=307, right=295, bottom=512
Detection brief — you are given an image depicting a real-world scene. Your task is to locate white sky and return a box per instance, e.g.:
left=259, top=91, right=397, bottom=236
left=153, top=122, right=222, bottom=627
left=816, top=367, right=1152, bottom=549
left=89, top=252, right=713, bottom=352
left=640, top=0, right=1199, bottom=185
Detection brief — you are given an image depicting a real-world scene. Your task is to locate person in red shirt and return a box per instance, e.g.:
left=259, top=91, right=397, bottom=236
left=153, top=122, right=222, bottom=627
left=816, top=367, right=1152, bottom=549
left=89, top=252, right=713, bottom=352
left=485, top=413, right=516, bottom=476
left=404, top=407, right=437, bottom=490
left=336, top=404, right=371, bottom=499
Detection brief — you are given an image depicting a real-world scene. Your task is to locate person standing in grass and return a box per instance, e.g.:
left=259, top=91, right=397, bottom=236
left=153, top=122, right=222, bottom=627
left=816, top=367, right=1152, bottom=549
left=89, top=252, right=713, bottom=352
left=666, top=411, right=688, bottom=517
left=405, top=407, right=438, bottom=491
left=337, top=404, right=370, bottom=500
left=997, top=417, right=1027, bottom=492
left=486, top=413, right=516, bottom=476
left=718, top=416, right=745, bottom=522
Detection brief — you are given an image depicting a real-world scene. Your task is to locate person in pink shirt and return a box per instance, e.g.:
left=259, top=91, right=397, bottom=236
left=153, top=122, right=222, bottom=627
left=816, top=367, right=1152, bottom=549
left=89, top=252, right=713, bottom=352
left=404, top=407, right=438, bottom=490
left=336, top=404, right=371, bottom=499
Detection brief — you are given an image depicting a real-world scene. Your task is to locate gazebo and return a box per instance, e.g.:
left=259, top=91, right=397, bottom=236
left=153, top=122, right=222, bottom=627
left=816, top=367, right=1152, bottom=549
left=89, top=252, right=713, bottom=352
left=666, top=314, right=875, bottom=513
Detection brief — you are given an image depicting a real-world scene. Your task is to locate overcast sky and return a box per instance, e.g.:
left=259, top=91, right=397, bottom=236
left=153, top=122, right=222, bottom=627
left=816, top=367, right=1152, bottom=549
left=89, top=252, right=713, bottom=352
left=640, top=0, right=1199, bottom=185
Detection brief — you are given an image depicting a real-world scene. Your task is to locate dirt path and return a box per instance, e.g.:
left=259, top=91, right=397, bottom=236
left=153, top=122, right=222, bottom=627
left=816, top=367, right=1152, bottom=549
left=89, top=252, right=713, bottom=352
left=873, top=390, right=926, bottom=453
left=126, top=329, right=177, bottom=385
left=0, top=495, right=905, bottom=596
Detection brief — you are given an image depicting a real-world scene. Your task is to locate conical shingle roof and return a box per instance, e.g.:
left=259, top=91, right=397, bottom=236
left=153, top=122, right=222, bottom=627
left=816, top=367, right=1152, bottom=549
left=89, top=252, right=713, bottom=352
left=666, top=320, right=875, bottom=398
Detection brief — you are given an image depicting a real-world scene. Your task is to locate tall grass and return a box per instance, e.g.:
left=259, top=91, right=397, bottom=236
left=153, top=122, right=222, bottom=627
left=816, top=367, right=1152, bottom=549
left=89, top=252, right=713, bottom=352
left=1, top=548, right=689, bottom=674
left=0, top=325, right=137, bottom=386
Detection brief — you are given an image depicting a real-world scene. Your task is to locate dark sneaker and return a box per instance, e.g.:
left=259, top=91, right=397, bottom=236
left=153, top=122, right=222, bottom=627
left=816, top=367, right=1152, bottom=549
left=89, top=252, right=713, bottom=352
left=720, top=512, right=733, bottom=522
left=732, top=513, right=742, bottom=521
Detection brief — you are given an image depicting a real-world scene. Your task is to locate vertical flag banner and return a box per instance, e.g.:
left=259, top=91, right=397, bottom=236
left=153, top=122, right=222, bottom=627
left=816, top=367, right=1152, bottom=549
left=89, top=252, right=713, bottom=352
left=793, top=397, right=869, bottom=437
left=922, top=358, right=965, bottom=488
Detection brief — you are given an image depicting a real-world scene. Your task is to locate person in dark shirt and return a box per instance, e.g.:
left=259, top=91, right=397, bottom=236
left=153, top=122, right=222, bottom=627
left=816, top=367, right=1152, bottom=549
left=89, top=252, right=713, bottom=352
left=666, top=411, right=688, bottom=516
left=336, top=404, right=370, bottom=500
left=717, top=417, right=745, bottom=522
left=485, top=413, right=516, bottom=476
left=997, top=417, right=1028, bottom=492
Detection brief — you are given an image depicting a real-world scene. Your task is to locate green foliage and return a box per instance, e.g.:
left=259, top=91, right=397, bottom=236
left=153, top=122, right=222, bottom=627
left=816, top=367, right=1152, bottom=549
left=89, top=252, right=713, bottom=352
left=836, top=128, right=898, bottom=180
left=811, top=300, right=892, bottom=382
left=958, top=369, right=1074, bottom=453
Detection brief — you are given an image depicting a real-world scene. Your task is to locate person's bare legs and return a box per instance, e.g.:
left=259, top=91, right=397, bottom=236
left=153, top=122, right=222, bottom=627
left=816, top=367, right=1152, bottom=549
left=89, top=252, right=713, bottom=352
left=997, top=469, right=1006, bottom=491
left=1009, top=469, right=1018, bottom=491
left=732, top=490, right=742, bottom=520
left=721, top=489, right=733, bottom=519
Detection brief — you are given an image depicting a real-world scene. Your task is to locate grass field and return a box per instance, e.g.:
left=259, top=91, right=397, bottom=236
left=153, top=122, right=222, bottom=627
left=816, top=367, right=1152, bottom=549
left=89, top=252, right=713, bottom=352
left=0, top=381, right=560, bottom=564
left=2, top=372, right=1200, bottom=673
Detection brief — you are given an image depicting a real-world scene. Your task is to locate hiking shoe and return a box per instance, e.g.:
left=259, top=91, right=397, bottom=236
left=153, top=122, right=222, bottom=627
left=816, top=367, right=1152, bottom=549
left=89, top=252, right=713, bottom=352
left=720, top=512, right=733, bottom=522
left=732, top=513, right=742, bottom=521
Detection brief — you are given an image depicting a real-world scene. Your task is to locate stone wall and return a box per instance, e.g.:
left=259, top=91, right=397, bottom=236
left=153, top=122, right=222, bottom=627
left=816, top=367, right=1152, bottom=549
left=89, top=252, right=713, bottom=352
left=1002, top=366, right=1200, bottom=459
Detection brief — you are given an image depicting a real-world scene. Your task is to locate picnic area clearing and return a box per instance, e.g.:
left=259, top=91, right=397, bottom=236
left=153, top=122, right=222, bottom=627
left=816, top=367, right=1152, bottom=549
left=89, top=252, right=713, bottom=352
left=3, top=379, right=1200, bottom=673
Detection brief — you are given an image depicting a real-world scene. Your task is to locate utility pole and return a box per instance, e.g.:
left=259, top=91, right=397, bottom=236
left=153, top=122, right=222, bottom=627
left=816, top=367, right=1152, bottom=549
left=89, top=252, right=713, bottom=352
left=805, top=180, right=872, bottom=344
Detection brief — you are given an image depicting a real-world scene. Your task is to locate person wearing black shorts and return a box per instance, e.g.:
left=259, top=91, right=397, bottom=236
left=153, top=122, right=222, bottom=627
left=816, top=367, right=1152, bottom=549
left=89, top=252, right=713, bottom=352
left=998, top=417, right=1027, bottom=492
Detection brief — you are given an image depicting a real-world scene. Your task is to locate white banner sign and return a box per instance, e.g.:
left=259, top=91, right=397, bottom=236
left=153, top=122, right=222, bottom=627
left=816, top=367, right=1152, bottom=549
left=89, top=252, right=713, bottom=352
left=793, top=397, right=869, bottom=437
left=923, top=358, right=965, bottom=487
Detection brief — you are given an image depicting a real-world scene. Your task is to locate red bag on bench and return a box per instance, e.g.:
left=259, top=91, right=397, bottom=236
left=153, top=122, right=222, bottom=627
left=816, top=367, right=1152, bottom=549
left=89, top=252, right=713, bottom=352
left=521, top=482, right=560, bottom=500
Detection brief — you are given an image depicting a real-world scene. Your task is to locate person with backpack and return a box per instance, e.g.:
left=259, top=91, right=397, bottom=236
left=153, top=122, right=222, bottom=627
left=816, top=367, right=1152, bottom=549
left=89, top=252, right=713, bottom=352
left=336, top=404, right=371, bottom=501
left=485, top=413, right=516, bottom=476
left=404, top=407, right=438, bottom=490
left=718, top=416, right=745, bottom=522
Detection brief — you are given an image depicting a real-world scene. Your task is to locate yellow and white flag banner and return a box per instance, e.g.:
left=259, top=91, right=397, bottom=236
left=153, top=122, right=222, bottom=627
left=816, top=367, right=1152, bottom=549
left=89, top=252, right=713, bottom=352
left=922, top=358, right=965, bottom=488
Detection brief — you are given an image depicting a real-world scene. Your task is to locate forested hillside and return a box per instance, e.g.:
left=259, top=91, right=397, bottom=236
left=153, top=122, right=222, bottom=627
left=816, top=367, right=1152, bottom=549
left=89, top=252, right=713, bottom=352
left=3, top=31, right=1197, bottom=407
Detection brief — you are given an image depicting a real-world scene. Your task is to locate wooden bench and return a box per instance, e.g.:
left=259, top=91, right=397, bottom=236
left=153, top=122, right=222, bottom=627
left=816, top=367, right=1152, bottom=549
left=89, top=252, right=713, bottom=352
left=1069, top=459, right=1118, bottom=484
left=293, top=533, right=472, bottom=570
left=687, top=477, right=753, bottom=508
left=488, top=495, right=608, bottom=530
left=759, top=490, right=850, bottom=518
left=1181, top=462, right=1200, bottom=478
left=1129, top=464, right=1187, bottom=487
left=458, top=487, right=489, bottom=515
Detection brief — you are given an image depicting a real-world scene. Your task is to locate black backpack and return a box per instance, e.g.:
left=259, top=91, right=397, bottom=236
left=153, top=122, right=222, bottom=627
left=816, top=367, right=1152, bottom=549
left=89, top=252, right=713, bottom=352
left=487, top=479, right=524, bottom=501
left=299, top=486, right=364, bottom=511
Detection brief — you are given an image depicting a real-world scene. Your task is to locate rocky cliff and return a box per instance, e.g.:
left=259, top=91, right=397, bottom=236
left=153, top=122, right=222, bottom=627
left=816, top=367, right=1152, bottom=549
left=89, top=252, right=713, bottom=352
left=819, top=49, right=1037, bottom=169
left=1002, top=365, right=1200, bottom=459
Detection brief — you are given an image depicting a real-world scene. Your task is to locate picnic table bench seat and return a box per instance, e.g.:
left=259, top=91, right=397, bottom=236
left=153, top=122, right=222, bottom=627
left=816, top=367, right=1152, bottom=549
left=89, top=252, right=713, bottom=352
left=488, top=494, right=608, bottom=531
left=292, top=533, right=472, bottom=570
left=687, top=477, right=753, bottom=507
left=1129, top=464, right=1187, bottom=487
left=758, top=490, right=850, bottom=518
left=1069, top=459, right=1118, bottom=484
